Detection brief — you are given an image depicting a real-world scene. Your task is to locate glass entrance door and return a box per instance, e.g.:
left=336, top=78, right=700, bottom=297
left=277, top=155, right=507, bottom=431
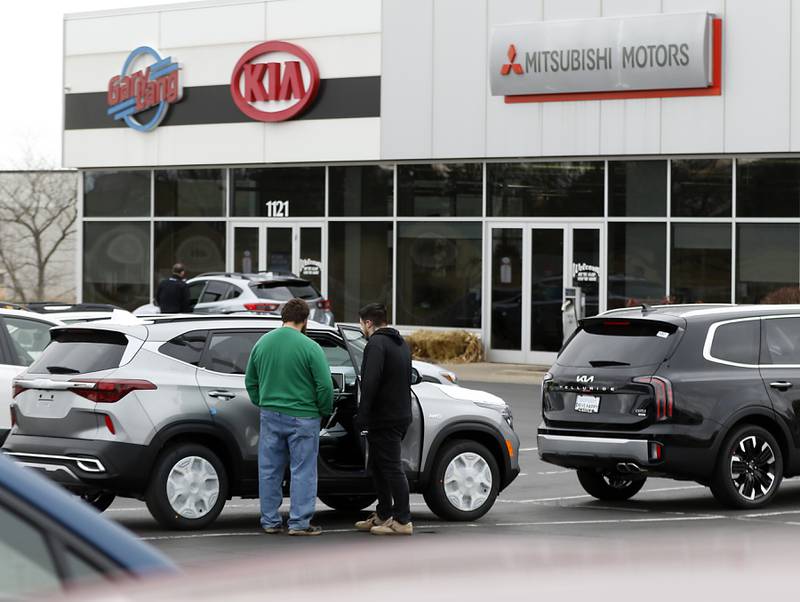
left=488, top=223, right=604, bottom=364
left=230, top=223, right=326, bottom=295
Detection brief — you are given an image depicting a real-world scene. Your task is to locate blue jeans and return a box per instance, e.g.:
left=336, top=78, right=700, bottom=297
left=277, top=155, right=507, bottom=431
left=258, top=409, right=321, bottom=531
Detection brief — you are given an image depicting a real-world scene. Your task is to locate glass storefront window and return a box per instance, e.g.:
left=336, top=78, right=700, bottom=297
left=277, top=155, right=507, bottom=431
left=487, top=162, right=603, bottom=217
left=83, top=222, right=150, bottom=310
left=329, top=165, right=393, bottom=216
left=84, top=170, right=150, bottom=217
left=155, top=169, right=225, bottom=217
left=738, top=158, right=800, bottom=217
left=608, top=161, right=666, bottom=216
left=154, top=222, right=226, bottom=288
left=328, top=222, right=393, bottom=322
left=397, top=164, right=482, bottom=217
left=607, top=223, right=667, bottom=309
left=736, top=224, right=799, bottom=303
left=490, top=229, right=522, bottom=350
left=670, top=223, right=731, bottom=303
left=231, top=167, right=324, bottom=217
left=671, top=159, right=732, bottom=217
left=396, top=222, right=482, bottom=328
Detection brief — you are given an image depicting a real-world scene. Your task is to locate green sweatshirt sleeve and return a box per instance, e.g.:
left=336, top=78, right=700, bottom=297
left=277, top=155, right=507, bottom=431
left=245, top=344, right=260, bottom=406
left=309, top=344, right=334, bottom=416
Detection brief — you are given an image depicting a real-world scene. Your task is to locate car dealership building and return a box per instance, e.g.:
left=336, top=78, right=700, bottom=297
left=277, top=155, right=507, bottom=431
left=64, top=0, right=800, bottom=363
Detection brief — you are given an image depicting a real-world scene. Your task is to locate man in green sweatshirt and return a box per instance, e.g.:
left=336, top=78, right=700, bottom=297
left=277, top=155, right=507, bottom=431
left=245, top=298, right=333, bottom=536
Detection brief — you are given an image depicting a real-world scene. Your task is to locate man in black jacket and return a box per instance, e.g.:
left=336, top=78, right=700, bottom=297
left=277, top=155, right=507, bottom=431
left=155, top=263, right=191, bottom=314
left=354, top=303, right=413, bottom=536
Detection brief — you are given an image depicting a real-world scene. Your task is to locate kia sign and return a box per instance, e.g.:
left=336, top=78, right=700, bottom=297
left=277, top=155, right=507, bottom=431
left=490, top=12, right=721, bottom=103
left=107, top=46, right=182, bottom=132
left=230, top=41, right=320, bottom=122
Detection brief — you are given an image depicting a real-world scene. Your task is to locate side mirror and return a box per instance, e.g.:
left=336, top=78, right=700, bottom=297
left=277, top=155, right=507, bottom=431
left=410, top=367, right=422, bottom=386
left=331, top=372, right=345, bottom=393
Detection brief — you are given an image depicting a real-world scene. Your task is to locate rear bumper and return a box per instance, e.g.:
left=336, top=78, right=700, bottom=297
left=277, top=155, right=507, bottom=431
left=2, top=434, right=154, bottom=496
left=538, top=433, right=651, bottom=466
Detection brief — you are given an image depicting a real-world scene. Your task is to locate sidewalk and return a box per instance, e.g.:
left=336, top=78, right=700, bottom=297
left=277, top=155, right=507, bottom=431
left=439, top=362, right=550, bottom=385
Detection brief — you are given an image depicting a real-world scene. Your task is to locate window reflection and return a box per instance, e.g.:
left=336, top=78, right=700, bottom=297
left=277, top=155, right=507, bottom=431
left=329, top=165, right=393, bottom=216
left=231, top=167, right=324, bottom=217
left=397, top=163, right=482, bottom=217
left=607, top=223, right=667, bottom=309
left=737, top=158, right=800, bottom=217
left=396, top=222, right=482, bottom=328
left=487, top=162, right=603, bottom=217
left=736, top=224, right=799, bottom=303
left=155, top=169, right=225, bottom=217
left=671, top=159, right=732, bottom=217
left=84, top=170, right=150, bottom=217
left=154, top=222, right=225, bottom=289
left=670, top=223, right=731, bottom=303
left=608, top=161, right=666, bottom=217
left=83, top=222, right=150, bottom=310
left=491, top=229, right=522, bottom=350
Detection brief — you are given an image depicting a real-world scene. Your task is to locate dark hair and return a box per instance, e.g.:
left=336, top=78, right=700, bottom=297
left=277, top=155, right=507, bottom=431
left=282, top=298, right=310, bottom=324
left=172, top=263, right=186, bottom=275
left=359, top=303, right=388, bottom=327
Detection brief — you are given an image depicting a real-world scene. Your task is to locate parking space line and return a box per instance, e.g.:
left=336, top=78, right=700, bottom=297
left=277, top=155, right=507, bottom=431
left=519, top=447, right=538, bottom=452
left=495, top=515, right=725, bottom=527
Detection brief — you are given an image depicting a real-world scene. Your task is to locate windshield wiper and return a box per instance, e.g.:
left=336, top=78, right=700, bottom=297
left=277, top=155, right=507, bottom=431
left=588, top=360, right=631, bottom=367
left=46, top=366, right=80, bottom=374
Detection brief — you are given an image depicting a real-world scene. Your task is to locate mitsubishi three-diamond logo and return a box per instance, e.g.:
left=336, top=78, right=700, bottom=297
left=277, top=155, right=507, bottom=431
left=500, top=44, right=524, bottom=75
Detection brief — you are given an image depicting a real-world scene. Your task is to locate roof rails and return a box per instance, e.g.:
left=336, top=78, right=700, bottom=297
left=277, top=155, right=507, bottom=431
left=142, top=314, right=285, bottom=325
left=195, top=271, right=298, bottom=281
left=26, top=302, right=121, bottom=313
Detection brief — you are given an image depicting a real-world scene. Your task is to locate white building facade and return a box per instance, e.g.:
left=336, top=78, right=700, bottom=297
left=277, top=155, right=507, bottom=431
left=64, top=0, right=800, bottom=363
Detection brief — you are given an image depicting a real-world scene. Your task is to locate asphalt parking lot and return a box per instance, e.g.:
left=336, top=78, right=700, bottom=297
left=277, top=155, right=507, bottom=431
left=110, top=380, right=800, bottom=568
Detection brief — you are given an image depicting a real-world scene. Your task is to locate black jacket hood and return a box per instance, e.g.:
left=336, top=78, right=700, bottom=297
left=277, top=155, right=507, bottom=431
left=372, top=327, right=404, bottom=345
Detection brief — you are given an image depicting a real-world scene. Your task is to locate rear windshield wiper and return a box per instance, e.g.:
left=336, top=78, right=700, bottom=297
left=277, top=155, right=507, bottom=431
left=588, top=360, right=631, bottom=367
left=46, top=366, right=81, bottom=374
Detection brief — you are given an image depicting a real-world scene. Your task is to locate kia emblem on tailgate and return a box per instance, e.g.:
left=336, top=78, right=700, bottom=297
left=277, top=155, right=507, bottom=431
left=576, top=375, right=594, bottom=383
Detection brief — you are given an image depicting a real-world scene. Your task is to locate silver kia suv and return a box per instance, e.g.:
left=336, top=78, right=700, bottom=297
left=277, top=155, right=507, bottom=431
left=3, top=316, right=519, bottom=530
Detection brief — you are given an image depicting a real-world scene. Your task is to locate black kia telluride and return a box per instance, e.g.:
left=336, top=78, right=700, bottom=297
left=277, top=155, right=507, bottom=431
left=538, top=304, right=800, bottom=509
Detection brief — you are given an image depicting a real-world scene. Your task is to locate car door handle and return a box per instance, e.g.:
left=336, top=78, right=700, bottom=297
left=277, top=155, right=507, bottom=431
left=208, top=390, right=236, bottom=400
left=769, top=381, right=793, bottom=391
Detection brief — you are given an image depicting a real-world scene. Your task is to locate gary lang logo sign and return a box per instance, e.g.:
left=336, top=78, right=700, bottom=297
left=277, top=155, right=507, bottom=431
left=230, top=40, right=320, bottom=122
left=106, top=46, right=182, bottom=132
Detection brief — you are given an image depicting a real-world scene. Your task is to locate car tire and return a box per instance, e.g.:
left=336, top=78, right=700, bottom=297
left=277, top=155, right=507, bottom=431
left=423, top=439, right=500, bottom=521
left=710, top=424, right=783, bottom=509
left=145, top=444, right=229, bottom=530
left=318, top=494, right=377, bottom=513
left=80, top=492, right=116, bottom=513
left=576, top=469, right=646, bottom=501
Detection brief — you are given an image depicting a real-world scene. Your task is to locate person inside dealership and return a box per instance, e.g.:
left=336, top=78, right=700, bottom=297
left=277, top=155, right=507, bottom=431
left=355, top=303, right=414, bottom=536
left=245, top=298, right=333, bottom=536
left=154, top=262, right=191, bottom=314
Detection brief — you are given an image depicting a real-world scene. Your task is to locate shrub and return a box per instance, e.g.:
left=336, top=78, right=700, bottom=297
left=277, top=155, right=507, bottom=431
left=761, top=287, right=800, bottom=304
left=405, top=330, right=483, bottom=363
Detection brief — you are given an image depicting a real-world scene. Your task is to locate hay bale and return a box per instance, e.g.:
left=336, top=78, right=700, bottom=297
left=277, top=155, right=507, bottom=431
left=405, top=330, right=483, bottom=364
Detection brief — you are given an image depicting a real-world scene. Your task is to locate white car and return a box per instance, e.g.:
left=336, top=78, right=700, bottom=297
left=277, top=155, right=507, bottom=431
left=339, top=325, right=459, bottom=386
left=0, top=309, right=62, bottom=442
left=25, top=303, right=137, bottom=325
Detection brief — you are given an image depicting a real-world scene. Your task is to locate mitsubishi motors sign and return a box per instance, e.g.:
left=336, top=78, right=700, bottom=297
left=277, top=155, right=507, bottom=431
left=230, top=40, right=320, bottom=122
left=490, top=12, right=722, bottom=103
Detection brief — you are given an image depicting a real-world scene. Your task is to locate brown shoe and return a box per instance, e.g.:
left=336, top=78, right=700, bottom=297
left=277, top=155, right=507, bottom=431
left=370, top=518, right=413, bottom=536
left=355, top=512, right=389, bottom=532
left=288, top=525, right=323, bottom=536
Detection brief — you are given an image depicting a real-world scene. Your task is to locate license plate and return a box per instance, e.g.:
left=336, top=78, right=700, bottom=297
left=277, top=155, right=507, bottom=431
left=575, top=395, right=600, bottom=414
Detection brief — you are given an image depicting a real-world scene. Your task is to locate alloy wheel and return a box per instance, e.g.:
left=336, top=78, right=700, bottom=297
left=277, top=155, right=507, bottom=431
left=729, top=435, right=777, bottom=501
left=166, top=456, right=220, bottom=519
left=443, top=452, right=493, bottom=512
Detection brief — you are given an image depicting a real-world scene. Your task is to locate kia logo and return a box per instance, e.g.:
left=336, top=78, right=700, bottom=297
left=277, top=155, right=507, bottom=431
left=230, top=40, right=320, bottom=122
left=576, top=375, right=594, bottom=383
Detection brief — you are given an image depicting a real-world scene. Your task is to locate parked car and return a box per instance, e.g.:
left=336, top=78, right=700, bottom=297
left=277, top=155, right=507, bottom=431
left=134, top=273, right=335, bottom=325
left=0, top=452, right=174, bottom=598
left=538, top=303, right=800, bottom=510
left=339, top=325, right=459, bottom=386
left=4, top=315, right=519, bottom=529
left=0, top=309, right=62, bottom=444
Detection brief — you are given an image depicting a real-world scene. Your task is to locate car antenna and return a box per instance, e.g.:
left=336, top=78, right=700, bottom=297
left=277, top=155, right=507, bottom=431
left=640, top=303, right=652, bottom=314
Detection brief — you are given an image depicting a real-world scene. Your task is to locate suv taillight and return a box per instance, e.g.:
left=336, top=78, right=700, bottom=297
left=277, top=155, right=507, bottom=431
left=12, top=383, right=25, bottom=398
left=9, top=406, right=16, bottom=427
left=317, top=299, right=332, bottom=311
left=244, top=302, right=280, bottom=313
left=69, top=379, right=157, bottom=403
left=633, top=376, right=673, bottom=421
left=541, top=372, right=553, bottom=411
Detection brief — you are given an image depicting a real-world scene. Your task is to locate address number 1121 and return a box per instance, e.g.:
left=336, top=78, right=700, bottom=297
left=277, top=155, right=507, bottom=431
left=265, top=200, right=289, bottom=217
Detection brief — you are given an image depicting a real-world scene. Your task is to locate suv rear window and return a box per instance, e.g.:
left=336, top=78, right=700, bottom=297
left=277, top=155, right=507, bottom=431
left=558, top=318, right=680, bottom=368
left=28, top=329, right=128, bottom=375
left=710, top=320, right=760, bottom=365
left=250, top=281, right=319, bottom=301
left=159, top=331, right=208, bottom=366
